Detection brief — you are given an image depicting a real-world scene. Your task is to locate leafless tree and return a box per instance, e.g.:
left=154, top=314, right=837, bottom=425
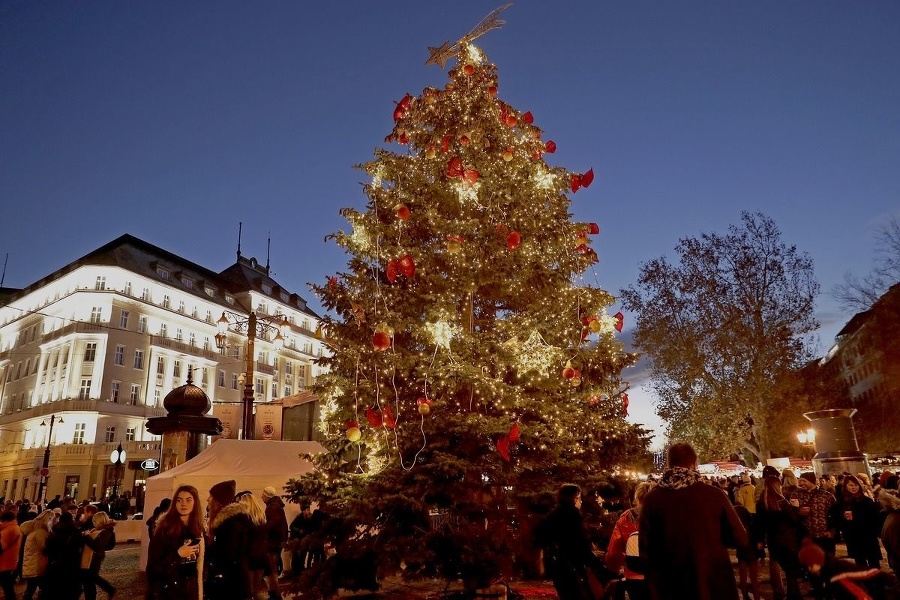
left=833, top=216, right=900, bottom=311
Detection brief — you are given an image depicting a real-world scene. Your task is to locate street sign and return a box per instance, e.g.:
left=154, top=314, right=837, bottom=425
left=141, top=458, right=159, bottom=471
left=39, top=467, right=49, bottom=477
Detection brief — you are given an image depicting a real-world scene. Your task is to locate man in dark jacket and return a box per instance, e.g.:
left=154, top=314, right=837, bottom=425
left=639, top=442, right=748, bottom=600
left=205, top=479, right=257, bottom=600
left=261, top=486, right=288, bottom=600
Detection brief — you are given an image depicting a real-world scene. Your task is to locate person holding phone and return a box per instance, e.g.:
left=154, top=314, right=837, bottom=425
left=148, top=485, right=206, bottom=600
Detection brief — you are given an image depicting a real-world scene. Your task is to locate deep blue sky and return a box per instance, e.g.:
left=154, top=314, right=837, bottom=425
left=2, top=2, right=898, bottom=447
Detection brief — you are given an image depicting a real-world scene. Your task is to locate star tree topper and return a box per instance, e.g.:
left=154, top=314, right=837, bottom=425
left=426, top=3, right=513, bottom=68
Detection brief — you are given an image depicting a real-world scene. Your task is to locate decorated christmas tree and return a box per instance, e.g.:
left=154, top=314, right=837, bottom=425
left=288, top=6, right=650, bottom=595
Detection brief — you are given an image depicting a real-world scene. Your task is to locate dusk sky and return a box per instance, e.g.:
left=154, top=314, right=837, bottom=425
left=2, top=2, right=898, bottom=448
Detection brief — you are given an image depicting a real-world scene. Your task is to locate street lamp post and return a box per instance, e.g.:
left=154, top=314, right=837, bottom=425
left=110, top=443, right=126, bottom=496
left=215, top=311, right=289, bottom=440
left=797, top=427, right=816, bottom=460
left=36, top=414, right=63, bottom=504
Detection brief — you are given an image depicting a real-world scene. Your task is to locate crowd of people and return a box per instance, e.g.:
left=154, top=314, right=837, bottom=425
left=536, top=443, right=900, bottom=600
left=0, top=494, right=121, bottom=600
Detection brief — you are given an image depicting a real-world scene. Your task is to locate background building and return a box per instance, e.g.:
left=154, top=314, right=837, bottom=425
left=0, top=234, right=325, bottom=506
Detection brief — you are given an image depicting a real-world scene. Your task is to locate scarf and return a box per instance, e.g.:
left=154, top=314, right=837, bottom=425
left=657, top=466, right=704, bottom=490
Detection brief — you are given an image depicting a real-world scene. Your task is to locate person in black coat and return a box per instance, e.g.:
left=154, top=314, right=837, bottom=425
left=830, top=474, right=883, bottom=569
left=756, top=476, right=806, bottom=600
left=44, top=512, right=84, bottom=600
left=261, top=487, right=288, bottom=600
left=147, top=485, right=205, bottom=600
left=205, top=480, right=258, bottom=600
left=638, top=443, right=748, bottom=600
left=534, top=483, right=606, bottom=600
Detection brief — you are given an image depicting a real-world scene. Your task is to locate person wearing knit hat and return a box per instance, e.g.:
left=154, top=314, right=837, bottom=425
left=209, top=480, right=236, bottom=507
left=798, top=472, right=817, bottom=486
left=261, top=487, right=288, bottom=600
left=796, top=472, right=837, bottom=556
left=206, top=480, right=257, bottom=600
left=799, top=538, right=890, bottom=598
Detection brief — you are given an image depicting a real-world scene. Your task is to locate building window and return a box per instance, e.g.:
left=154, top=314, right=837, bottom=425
left=192, top=306, right=198, bottom=318
left=182, top=278, right=194, bottom=290
left=124, top=282, right=132, bottom=296
left=218, top=370, right=225, bottom=387
left=130, top=384, right=140, bottom=404
left=119, top=310, right=129, bottom=329
left=203, top=337, right=210, bottom=351
left=177, top=300, right=185, bottom=314
left=79, top=379, right=91, bottom=400
left=111, top=381, right=120, bottom=403
left=105, top=426, right=115, bottom=443
left=126, top=427, right=135, bottom=441
left=231, top=374, right=238, bottom=390
left=189, top=332, right=196, bottom=346
left=225, top=295, right=234, bottom=305
left=133, top=350, right=144, bottom=369
left=157, top=357, right=165, bottom=375
left=173, top=360, right=181, bottom=379
left=141, top=288, right=150, bottom=301
left=90, top=307, right=102, bottom=323
left=162, top=295, right=170, bottom=309
left=284, top=385, right=292, bottom=397
left=159, top=324, right=168, bottom=338
left=285, top=361, right=293, bottom=375
left=154, top=389, right=161, bottom=407
left=73, top=423, right=86, bottom=444
left=138, top=316, right=147, bottom=333
left=114, top=345, right=125, bottom=366
left=232, top=346, right=240, bottom=360
left=95, top=276, right=106, bottom=290
left=256, top=378, right=264, bottom=395
left=175, top=328, right=183, bottom=342
left=157, top=267, right=169, bottom=280
left=206, top=310, right=212, bottom=323
left=84, top=343, right=97, bottom=362
left=205, top=286, right=216, bottom=297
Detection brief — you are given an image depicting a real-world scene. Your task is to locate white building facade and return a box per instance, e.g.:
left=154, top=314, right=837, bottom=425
left=0, top=234, right=325, bottom=506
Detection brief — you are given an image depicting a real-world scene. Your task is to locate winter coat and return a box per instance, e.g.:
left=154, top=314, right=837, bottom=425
left=534, top=502, right=604, bottom=600
left=755, top=495, right=806, bottom=562
left=735, top=483, right=757, bottom=514
left=639, top=467, right=748, bottom=600
left=264, top=495, right=288, bottom=553
left=878, top=489, right=900, bottom=571
left=147, top=523, right=205, bottom=600
left=830, top=493, right=883, bottom=565
left=80, top=522, right=115, bottom=573
left=0, top=519, right=22, bottom=572
left=19, top=517, right=51, bottom=578
left=44, top=517, right=85, bottom=600
left=206, top=502, right=261, bottom=600
left=606, top=508, right=644, bottom=579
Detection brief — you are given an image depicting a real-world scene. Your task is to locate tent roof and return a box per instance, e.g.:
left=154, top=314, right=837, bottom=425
left=148, top=439, right=324, bottom=484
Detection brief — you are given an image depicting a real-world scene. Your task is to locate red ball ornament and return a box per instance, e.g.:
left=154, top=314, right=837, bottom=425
left=372, top=331, right=391, bottom=351
left=562, top=362, right=576, bottom=380
left=395, top=204, right=411, bottom=221
left=506, top=231, right=521, bottom=250
left=488, top=85, right=498, bottom=97
left=463, top=64, right=475, bottom=75
left=505, top=114, right=518, bottom=127
left=545, top=140, right=557, bottom=153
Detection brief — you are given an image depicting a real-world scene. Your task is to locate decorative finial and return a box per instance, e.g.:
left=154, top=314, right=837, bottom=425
left=186, top=366, right=194, bottom=386
left=426, top=3, right=512, bottom=68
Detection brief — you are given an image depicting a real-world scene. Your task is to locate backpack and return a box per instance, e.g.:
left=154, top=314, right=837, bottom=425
left=105, top=530, right=116, bottom=551
left=624, top=531, right=645, bottom=574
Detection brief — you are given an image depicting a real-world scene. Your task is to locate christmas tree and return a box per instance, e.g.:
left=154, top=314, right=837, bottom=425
left=288, top=7, right=650, bottom=595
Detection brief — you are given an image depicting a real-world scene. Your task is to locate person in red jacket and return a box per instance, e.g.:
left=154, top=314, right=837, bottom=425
left=0, top=510, right=23, bottom=600
left=606, top=481, right=652, bottom=599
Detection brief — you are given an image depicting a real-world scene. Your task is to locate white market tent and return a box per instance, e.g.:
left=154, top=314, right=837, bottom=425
left=140, top=439, right=324, bottom=570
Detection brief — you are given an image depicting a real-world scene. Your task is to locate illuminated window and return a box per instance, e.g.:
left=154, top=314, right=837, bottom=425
left=79, top=379, right=91, bottom=400
left=130, top=384, right=140, bottom=404
left=126, top=427, right=135, bottom=441
left=111, top=381, right=120, bottom=403
left=138, top=316, right=147, bottom=333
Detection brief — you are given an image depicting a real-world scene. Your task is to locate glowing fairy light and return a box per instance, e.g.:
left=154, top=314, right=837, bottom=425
left=350, top=222, right=372, bottom=251
left=532, top=166, right=557, bottom=190
left=425, top=320, right=460, bottom=350
left=463, top=43, right=483, bottom=64
left=452, top=179, right=481, bottom=204
left=371, top=164, right=385, bottom=188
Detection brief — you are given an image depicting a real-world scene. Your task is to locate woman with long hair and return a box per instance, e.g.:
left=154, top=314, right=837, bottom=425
left=234, top=490, right=272, bottom=600
left=80, top=511, right=117, bottom=600
left=831, top=474, right=882, bottom=568
left=756, top=475, right=805, bottom=600
left=147, top=485, right=206, bottom=600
